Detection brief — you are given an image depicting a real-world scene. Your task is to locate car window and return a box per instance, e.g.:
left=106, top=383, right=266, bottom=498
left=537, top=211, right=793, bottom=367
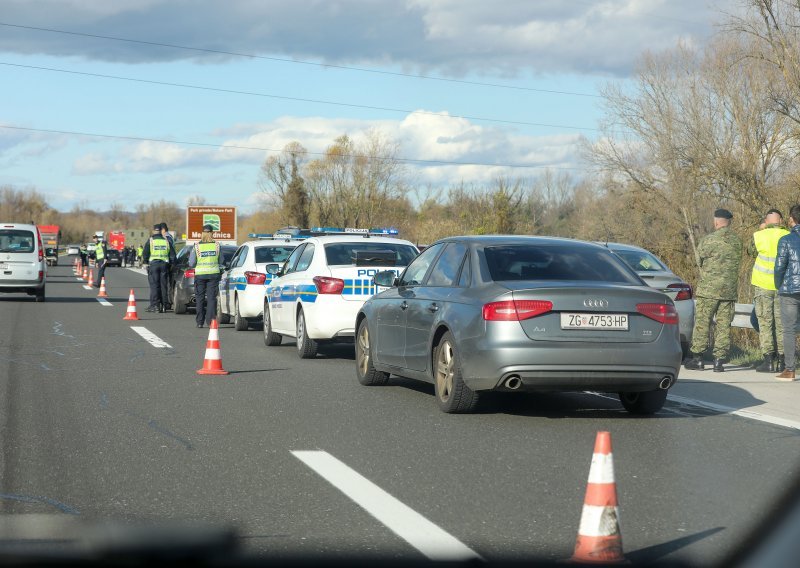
left=283, top=244, right=306, bottom=274
left=0, top=229, right=35, bottom=253
left=255, top=246, right=295, bottom=264
left=398, top=242, right=444, bottom=286
left=234, top=246, right=248, bottom=268
left=425, top=243, right=468, bottom=287
left=294, top=244, right=315, bottom=272
left=484, top=244, right=642, bottom=284
left=457, top=254, right=472, bottom=287
left=612, top=249, right=668, bottom=272
left=324, top=242, right=418, bottom=266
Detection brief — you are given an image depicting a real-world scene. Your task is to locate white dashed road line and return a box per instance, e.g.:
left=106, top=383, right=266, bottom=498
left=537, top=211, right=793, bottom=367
left=96, top=298, right=112, bottom=307
left=130, top=326, right=172, bottom=349
left=291, top=450, right=481, bottom=562
left=82, top=285, right=92, bottom=290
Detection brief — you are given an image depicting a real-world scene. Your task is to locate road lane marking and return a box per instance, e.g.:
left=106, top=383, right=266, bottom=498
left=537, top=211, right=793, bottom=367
left=130, top=326, right=172, bottom=349
left=667, top=393, right=800, bottom=431
left=96, top=298, right=112, bottom=307
left=82, top=285, right=92, bottom=290
left=291, top=450, right=481, bottom=561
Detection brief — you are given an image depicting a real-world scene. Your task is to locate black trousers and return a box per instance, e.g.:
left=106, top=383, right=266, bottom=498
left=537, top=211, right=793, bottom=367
left=148, top=261, right=169, bottom=308
left=195, top=275, right=221, bottom=326
left=94, top=260, right=107, bottom=287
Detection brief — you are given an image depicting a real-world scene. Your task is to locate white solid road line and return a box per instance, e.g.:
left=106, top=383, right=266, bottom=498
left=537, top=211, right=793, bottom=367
left=96, top=298, right=112, bottom=307
left=130, top=326, right=173, bottom=349
left=291, top=450, right=481, bottom=562
left=667, top=393, right=800, bottom=431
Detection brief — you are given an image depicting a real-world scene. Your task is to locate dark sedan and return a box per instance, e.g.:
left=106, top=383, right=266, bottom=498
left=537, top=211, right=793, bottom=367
left=105, top=249, right=122, bottom=267
left=355, top=236, right=682, bottom=414
left=170, top=244, right=238, bottom=314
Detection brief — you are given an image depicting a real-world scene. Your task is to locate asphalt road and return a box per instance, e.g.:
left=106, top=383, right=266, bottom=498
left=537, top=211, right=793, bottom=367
left=1, top=262, right=799, bottom=564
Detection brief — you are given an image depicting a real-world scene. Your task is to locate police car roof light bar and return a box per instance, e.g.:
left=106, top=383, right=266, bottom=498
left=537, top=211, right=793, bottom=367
left=309, top=227, right=399, bottom=237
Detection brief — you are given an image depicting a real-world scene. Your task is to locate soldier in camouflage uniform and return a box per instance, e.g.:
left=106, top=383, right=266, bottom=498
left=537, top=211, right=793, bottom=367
left=749, top=210, right=789, bottom=372
left=684, top=208, right=743, bottom=372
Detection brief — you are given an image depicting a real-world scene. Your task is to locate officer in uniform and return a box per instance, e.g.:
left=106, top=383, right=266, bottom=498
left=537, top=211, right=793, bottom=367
left=189, top=224, right=222, bottom=328
left=750, top=209, right=789, bottom=372
left=160, top=223, right=175, bottom=311
left=684, top=208, right=743, bottom=372
left=136, top=244, right=144, bottom=267
left=92, top=234, right=108, bottom=288
left=142, top=224, right=176, bottom=312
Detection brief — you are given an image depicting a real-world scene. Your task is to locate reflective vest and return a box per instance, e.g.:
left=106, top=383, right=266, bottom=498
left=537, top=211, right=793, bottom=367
left=194, top=242, right=221, bottom=276
left=136, top=246, right=143, bottom=257
left=94, top=242, right=105, bottom=261
left=148, top=237, right=170, bottom=262
left=751, top=226, right=789, bottom=290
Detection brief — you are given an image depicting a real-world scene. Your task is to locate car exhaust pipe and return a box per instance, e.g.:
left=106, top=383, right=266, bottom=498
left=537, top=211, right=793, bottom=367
left=659, top=376, right=672, bottom=390
left=504, top=375, right=522, bottom=390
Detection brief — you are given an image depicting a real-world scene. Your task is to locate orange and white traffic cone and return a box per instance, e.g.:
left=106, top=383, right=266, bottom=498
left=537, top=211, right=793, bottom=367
left=122, top=289, right=139, bottom=321
left=570, top=431, right=625, bottom=564
left=196, top=319, right=229, bottom=375
left=73, top=258, right=78, bottom=274
left=85, top=266, right=92, bottom=283
left=97, top=277, right=108, bottom=298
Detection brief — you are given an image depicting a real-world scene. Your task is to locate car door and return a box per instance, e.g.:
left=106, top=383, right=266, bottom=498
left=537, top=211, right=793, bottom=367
left=221, top=246, right=245, bottom=314
left=269, top=243, right=306, bottom=331
left=404, top=242, right=468, bottom=372
left=281, top=243, right=316, bottom=336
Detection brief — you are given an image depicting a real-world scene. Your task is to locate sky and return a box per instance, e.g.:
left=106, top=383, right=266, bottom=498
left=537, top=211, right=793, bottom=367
left=0, top=0, right=725, bottom=214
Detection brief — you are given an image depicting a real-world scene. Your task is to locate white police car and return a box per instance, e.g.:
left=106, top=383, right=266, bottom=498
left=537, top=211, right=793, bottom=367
left=217, top=233, right=306, bottom=331
left=263, top=228, right=419, bottom=358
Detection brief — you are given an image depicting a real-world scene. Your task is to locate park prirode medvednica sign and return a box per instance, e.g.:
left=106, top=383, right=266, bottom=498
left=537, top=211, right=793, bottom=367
left=186, top=206, right=237, bottom=243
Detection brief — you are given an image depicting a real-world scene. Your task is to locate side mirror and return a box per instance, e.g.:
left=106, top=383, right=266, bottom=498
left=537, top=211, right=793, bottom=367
left=373, top=270, right=398, bottom=288
left=266, top=264, right=282, bottom=276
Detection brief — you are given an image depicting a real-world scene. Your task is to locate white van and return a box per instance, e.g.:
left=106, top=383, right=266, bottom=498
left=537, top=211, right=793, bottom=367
left=0, top=223, right=46, bottom=302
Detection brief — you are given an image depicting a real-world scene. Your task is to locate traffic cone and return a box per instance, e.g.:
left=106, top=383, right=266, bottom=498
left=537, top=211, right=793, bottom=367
left=570, top=431, right=625, bottom=564
left=123, top=289, right=139, bottom=321
left=196, top=319, right=229, bottom=375
left=73, top=258, right=78, bottom=274
left=97, top=277, right=108, bottom=298
left=83, top=266, right=90, bottom=282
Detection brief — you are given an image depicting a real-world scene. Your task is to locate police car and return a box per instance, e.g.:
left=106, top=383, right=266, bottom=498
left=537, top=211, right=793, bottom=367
left=263, top=228, right=419, bottom=358
left=217, top=232, right=306, bottom=331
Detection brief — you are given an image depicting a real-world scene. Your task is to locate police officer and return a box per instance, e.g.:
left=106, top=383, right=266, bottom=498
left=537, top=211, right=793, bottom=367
left=750, top=209, right=789, bottom=372
left=136, top=244, right=144, bottom=267
left=188, top=224, right=222, bottom=328
left=92, top=234, right=108, bottom=288
left=684, top=208, right=743, bottom=372
left=160, top=223, right=175, bottom=311
left=142, top=224, right=176, bottom=312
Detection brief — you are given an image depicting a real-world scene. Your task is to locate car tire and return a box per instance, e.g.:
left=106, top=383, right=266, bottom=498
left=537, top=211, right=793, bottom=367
left=263, top=301, right=282, bottom=346
left=433, top=331, right=479, bottom=413
left=619, top=390, right=667, bottom=415
left=356, top=318, right=389, bottom=386
left=173, top=287, right=187, bottom=314
left=35, top=286, right=45, bottom=303
left=233, top=296, right=249, bottom=331
left=296, top=309, right=318, bottom=359
left=216, top=297, right=231, bottom=324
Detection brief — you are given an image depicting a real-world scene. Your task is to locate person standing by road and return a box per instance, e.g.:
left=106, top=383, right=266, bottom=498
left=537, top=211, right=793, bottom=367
left=142, top=224, right=176, bottom=313
left=136, top=244, right=144, bottom=267
left=92, top=234, right=108, bottom=288
left=160, top=223, right=175, bottom=311
left=684, top=208, right=743, bottom=372
left=188, top=224, right=222, bottom=328
left=750, top=209, right=789, bottom=373
left=773, top=204, right=800, bottom=381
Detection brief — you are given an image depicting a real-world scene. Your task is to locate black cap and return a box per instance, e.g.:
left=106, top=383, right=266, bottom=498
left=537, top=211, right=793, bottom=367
left=153, top=224, right=162, bottom=231
left=714, top=208, right=733, bottom=219
left=202, top=224, right=214, bottom=232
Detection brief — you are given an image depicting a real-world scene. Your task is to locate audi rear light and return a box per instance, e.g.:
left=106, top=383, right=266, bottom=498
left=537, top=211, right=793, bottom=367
left=636, top=303, right=679, bottom=324
left=184, top=268, right=195, bottom=278
left=483, top=299, right=553, bottom=321
left=314, top=276, right=345, bottom=294
left=245, top=271, right=267, bottom=285
left=667, top=282, right=692, bottom=301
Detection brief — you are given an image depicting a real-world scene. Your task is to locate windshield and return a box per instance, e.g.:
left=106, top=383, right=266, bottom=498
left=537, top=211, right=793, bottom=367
left=611, top=248, right=668, bottom=272
left=0, top=229, right=35, bottom=253
left=324, top=242, right=418, bottom=266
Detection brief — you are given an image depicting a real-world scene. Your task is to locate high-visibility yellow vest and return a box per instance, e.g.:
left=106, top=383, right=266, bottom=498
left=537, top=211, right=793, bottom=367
left=148, top=237, right=169, bottom=262
left=94, top=242, right=105, bottom=260
left=194, top=242, right=221, bottom=276
left=751, top=226, right=789, bottom=289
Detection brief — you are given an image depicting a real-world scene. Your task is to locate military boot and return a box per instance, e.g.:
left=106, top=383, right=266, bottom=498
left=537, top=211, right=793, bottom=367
left=755, top=352, right=775, bottom=373
left=775, top=354, right=786, bottom=373
left=713, top=358, right=725, bottom=373
left=683, top=353, right=704, bottom=370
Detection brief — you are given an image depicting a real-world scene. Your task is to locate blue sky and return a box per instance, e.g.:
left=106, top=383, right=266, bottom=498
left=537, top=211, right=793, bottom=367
left=0, top=0, right=722, bottom=213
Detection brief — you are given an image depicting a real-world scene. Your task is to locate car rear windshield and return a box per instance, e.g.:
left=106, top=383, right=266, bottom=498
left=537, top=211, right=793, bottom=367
left=484, top=244, right=642, bottom=284
left=255, top=246, right=295, bottom=264
left=324, top=242, right=418, bottom=266
left=0, top=229, right=35, bottom=253
left=611, top=249, right=668, bottom=272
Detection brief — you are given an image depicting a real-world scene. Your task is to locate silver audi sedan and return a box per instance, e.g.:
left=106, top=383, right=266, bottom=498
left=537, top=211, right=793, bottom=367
left=355, top=236, right=682, bottom=415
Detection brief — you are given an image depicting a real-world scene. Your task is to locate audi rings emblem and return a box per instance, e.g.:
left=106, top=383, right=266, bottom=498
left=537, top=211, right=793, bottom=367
left=583, top=298, right=609, bottom=308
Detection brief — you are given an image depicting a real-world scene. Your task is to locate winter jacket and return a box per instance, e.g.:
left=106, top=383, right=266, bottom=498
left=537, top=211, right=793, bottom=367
left=774, top=225, right=800, bottom=294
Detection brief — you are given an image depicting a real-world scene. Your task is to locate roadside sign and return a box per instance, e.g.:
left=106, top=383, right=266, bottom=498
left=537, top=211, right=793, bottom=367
left=186, top=206, right=237, bottom=244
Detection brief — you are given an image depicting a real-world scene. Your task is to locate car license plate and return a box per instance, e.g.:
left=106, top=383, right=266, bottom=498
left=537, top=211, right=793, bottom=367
left=561, top=313, right=628, bottom=330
